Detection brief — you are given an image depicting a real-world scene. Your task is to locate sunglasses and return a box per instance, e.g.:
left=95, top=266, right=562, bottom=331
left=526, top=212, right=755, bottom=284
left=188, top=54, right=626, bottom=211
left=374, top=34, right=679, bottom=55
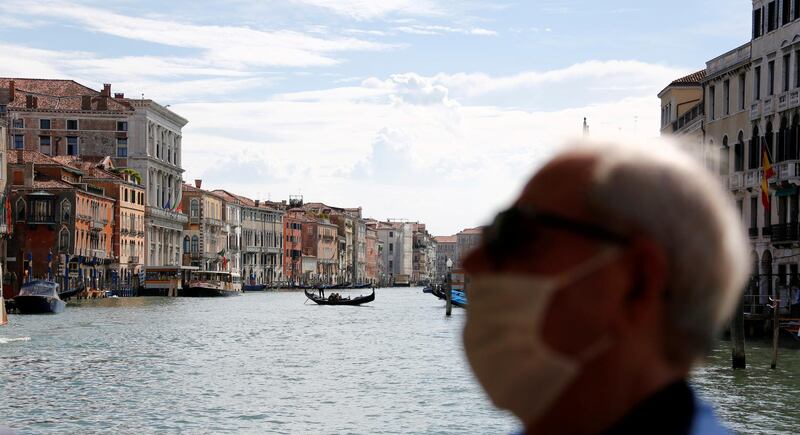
left=482, top=207, right=631, bottom=260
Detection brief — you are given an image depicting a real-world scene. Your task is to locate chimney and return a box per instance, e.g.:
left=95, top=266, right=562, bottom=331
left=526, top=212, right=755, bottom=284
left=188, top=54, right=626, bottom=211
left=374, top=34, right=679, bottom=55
left=102, top=83, right=111, bottom=97
left=24, top=162, right=34, bottom=188
left=194, top=179, right=202, bottom=189
left=9, top=80, right=15, bottom=101
left=25, top=94, right=33, bottom=108
left=81, top=96, right=92, bottom=110
left=114, top=92, right=124, bottom=99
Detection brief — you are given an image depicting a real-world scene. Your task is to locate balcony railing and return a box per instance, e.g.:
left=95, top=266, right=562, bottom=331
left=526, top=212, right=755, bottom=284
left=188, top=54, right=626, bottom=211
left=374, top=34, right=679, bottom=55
left=751, top=101, right=761, bottom=120
left=76, top=213, right=92, bottom=222
left=203, top=217, right=223, bottom=227
left=745, top=169, right=762, bottom=188
left=771, top=223, right=799, bottom=243
left=672, top=102, right=704, bottom=133
left=91, top=220, right=107, bottom=230
left=729, top=173, right=744, bottom=190
left=764, top=97, right=775, bottom=116
left=27, top=215, right=55, bottom=224
left=775, top=160, right=800, bottom=181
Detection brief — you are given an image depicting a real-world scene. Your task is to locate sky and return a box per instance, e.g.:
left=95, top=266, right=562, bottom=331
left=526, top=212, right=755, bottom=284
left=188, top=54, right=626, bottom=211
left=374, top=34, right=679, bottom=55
left=0, top=0, right=753, bottom=235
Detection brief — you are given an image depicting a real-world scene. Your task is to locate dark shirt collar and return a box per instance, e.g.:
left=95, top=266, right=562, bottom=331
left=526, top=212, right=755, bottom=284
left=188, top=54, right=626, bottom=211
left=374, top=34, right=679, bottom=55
left=602, top=380, right=695, bottom=435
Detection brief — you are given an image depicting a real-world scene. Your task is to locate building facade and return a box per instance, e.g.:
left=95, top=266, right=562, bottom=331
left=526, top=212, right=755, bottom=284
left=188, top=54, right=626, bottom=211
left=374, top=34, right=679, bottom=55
left=181, top=181, right=226, bottom=271
left=433, top=235, right=458, bottom=283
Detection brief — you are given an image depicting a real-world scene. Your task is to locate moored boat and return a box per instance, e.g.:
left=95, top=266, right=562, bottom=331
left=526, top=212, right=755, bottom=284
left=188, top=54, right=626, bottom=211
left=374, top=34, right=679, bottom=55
left=181, top=271, right=242, bottom=297
left=13, top=280, right=65, bottom=314
left=304, top=288, right=375, bottom=306
left=242, top=284, right=267, bottom=292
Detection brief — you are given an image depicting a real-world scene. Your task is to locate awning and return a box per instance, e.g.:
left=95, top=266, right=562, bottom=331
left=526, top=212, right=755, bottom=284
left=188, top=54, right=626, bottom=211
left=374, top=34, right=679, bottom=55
left=776, top=186, right=798, bottom=197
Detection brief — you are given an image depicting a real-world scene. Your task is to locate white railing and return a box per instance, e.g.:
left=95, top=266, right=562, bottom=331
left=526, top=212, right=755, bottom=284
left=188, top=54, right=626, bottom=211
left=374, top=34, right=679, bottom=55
left=745, top=169, right=762, bottom=188
left=776, top=160, right=800, bottom=181
left=729, top=172, right=744, bottom=189
left=751, top=101, right=761, bottom=120
left=764, top=97, right=775, bottom=116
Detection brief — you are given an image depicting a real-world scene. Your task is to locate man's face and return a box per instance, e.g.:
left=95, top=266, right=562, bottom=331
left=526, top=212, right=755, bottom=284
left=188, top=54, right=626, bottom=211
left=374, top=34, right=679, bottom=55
left=464, top=154, right=636, bottom=365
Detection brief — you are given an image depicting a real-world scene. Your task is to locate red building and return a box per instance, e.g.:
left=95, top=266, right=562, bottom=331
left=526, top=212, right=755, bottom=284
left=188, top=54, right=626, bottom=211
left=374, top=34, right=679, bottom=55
left=283, top=210, right=303, bottom=283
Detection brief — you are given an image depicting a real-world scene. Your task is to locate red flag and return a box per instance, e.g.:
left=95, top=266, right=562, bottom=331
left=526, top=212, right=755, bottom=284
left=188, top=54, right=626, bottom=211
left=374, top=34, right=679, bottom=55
left=761, top=137, right=775, bottom=211
left=175, top=200, right=183, bottom=213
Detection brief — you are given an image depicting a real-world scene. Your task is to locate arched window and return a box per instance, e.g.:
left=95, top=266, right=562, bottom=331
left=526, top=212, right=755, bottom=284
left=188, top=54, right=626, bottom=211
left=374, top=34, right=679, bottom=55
left=15, top=198, right=25, bottom=222
left=735, top=131, right=745, bottom=172
left=792, top=114, right=800, bottom=161
left=191, top=235, right=199, bottom=253
left=720, top=136, right=730, bottom=176
left=59, top=227, right=70, bottom=252
left=183, top=236, right=190, bottom=253
left=778, top=116, right=788, bottom=162
left=766, top=121, right=774, bottom=161
left=750, top=125, right=761, bottom=169
left=60, top=199, right=71, bottom=222
left=190, top=199, right=199, bottom=219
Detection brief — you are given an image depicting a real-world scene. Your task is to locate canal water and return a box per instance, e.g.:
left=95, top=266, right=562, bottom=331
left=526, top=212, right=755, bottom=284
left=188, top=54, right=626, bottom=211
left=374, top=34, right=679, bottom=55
left=0, top=287, right=798, bottom=434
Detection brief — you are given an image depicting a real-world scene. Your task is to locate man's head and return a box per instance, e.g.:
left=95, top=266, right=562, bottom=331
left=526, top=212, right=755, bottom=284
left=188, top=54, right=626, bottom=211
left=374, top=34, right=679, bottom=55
left=462, top=139, right=749, bottom=431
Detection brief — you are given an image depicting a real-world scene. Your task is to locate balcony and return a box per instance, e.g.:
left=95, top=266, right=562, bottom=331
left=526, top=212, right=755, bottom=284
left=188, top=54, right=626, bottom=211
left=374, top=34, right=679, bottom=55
left=778, top=90, right=800, bottom=113
left=771, top=223, right=799, bottom=243
left=750, top=102, right=761, bottom=120
left=775, top=160, right=800, bottom=182
left=91, top=219, right=107, bottom=230
left=729, top=173, right=743, bottom=190
left=120, top=228, right=129, bottom=236
left=76, top=213, right=92, bottom=222
left=744, top=169, right=762, bottom=188
left=672, top=102, right=703, bottom=133
left=203, top=217, right=223, bottom=227
left=764, top=97, right=775, bottom=116
left=146, top=206, right=189, bottom=225
left=127, top=256, right=140, bottom=264
left=27, top=215, right=55, bottom=225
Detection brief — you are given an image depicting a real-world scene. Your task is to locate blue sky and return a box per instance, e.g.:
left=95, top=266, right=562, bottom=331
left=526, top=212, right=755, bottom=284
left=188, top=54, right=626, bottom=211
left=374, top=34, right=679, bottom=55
left=0, top=0, right=752, bottom=234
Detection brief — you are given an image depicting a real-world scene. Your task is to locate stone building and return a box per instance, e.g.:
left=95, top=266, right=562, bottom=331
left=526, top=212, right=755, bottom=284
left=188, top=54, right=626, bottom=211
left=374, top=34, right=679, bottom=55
left=433, top=235, right=458, bottom=283
left=122, top=98, right=188, bottom=268
left=411, top=223, right=435, bottom=285
left=237, top=199, right=283, bottom=284
left=283, top=210, right=304, bottom=284
left=56, top=156, right=146, bottom=283
left=456, top=228, right=482, bottom=268
left=376, top=221, right=413, bottom=284
left=365, top=225, right=379, bottom=284
left=181, top=181, right=226, bottom=271
left=7, top=151, right=114, bottom=291
left=211, top=190, right=243, bottom=279
left=661, top=0, right=800, bottom=313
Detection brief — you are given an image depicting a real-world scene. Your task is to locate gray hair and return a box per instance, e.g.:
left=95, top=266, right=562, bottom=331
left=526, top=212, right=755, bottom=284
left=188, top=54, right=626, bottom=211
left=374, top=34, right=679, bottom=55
left=577, top=139, right=749, bottom=361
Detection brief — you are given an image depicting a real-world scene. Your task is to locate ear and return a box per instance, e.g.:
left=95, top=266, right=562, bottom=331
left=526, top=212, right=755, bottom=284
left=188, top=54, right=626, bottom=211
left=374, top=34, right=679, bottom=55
left=615, top=237, right=668, bottom=331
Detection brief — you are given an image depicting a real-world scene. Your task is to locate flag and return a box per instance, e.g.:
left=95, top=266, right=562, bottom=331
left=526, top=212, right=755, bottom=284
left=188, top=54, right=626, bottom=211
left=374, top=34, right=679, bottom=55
left=762, top=137, right=776, bottom=211
left=175, top=200, right=183, bottom=213
left=164, top=198, right=171, bottom=210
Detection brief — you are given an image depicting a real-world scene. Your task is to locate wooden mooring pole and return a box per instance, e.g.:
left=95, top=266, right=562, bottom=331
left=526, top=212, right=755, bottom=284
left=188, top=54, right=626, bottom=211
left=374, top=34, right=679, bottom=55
left=771, top=295, right=780, bottom=369
left=445, top=284, right=452, bottom=317
left=731, top=295, right=746, bottom=369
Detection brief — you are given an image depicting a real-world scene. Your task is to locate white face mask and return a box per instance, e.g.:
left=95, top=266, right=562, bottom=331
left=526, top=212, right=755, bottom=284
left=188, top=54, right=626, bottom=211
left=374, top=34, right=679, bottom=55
left=462, top=248, right=619, bottom=425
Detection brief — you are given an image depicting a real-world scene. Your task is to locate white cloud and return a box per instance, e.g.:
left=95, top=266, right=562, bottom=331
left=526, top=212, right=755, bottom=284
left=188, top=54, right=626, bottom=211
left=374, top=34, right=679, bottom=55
left=0, top=1, right=395, bottom=68
left=290, top=0, right=441, bottom=20
left=171, top=61, right=683, bottom=235
left=395, top=24, right=498, bottom=36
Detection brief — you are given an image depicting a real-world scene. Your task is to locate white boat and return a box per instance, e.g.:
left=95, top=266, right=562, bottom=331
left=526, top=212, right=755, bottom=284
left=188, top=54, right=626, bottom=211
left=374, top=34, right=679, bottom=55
left=182, top=271, right=242, bottom=297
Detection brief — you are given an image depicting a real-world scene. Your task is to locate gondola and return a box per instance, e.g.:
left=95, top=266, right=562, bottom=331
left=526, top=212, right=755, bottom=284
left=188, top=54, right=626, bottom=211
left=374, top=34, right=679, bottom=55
left=242, top=284, right=267, bottom=292
left=304, top=288, right=375, bottom=306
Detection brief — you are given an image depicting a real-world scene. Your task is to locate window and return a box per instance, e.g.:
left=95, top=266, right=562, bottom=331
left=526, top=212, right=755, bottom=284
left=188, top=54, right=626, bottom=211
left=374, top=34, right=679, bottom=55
left=16, top=198, right=25, bottom=222
left=389, top=231, right=393, bottom=238
left=59, top=228, right=70, bottom=252
left=117, top=121, right=128, bottom=132
left=784, top=0, right=792, bottom=24
left=750, top=125, right=761, bottom=169
left=769, top=60, right=775, bottom=95
left=754, top=7, right=763, bottom=38
left=768, top=1, right=777, bottom=32
left=191, top=235, right=199, bottom=253
left=183, top=236, right=190, bottom=253
left=60, top=200, right=71, bottom=222
left=795, top=0, right=800, bottom=19
left=709, top=86, right=716, bottom=120
left=0, top=105, right=5, bottom=114
left=389, top=243, right=394, bottom=253
left=739, top=73, right=746, bottom=110
left=116, top=138, right=128, bottom=157
left=67, top=119, right=78, bottom=130
left=39, top=136, right=51, bottom=155
left=66, top=136, right=78, bottom=155
left=30, top=199, right=54, bottom=223
left=720, top=136, right=729, bottom=176
left=796, top=52, right=800, bottom=88
left=13, top=135, right=24, bottom=149
left=12, top=118, right=23, bottom=129
left=751, top=197, right=758, bottom=230
left=190, top=199, right=200, bottom=219
left=784, top=54, right=791, bottom=92
left=735, top=131, right=745, bottom=172
left=723, top=80, right=730, bottom=115
left=39, top=119, right=51, bottom=129
left=755, top=66, right=762, bottom=100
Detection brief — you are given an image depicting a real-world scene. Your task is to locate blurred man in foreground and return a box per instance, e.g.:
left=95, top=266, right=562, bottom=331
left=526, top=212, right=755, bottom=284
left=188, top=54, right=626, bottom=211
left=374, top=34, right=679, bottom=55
left=463, top=140, right=749, bottom=435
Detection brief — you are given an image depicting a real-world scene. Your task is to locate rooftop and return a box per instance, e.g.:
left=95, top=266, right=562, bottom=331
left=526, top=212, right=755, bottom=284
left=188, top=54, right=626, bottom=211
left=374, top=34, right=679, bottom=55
left=0, top=78, right=133, bottom=112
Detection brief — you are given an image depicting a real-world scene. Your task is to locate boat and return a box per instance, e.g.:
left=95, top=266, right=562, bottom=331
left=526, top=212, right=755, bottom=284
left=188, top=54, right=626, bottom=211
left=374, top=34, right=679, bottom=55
left=13, top=280, right=66, bottom=314
left=181, top=271, right=242, bottom=297
left=422, top=285, right=434, bottom=294
left=304, top=288, right=375, bottom=306
left=58, top=286, right=81, bottom=301
left=242, top=284, right=267, bottom=292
